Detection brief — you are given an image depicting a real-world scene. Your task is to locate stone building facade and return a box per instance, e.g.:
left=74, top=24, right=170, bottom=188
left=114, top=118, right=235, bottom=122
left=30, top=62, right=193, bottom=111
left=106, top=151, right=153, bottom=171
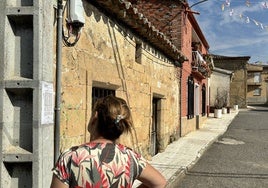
left=247, top=64, right=268, bottom=104
left=58, top=0, right=186, bottom=159
left=210, top=67, right=233, bottom=109
left=212, top=55, right=250, bottom=108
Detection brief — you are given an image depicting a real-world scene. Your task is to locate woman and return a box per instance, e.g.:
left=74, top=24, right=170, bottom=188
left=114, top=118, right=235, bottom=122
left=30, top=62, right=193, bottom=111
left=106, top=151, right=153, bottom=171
left=51, top=95, right=166, bottom=188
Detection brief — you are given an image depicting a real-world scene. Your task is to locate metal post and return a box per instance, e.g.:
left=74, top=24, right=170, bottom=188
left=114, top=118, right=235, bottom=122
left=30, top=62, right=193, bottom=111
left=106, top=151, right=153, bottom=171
left=55, top=0, right=63, bottom=163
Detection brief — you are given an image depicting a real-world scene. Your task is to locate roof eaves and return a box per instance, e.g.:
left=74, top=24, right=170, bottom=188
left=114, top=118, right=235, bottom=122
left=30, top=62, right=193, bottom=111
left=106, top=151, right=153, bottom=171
left=213, top=67, right=233, bottom=75
left=90, top=0, right=187, bottom=63
left=211, top=54, right=251, bottom=61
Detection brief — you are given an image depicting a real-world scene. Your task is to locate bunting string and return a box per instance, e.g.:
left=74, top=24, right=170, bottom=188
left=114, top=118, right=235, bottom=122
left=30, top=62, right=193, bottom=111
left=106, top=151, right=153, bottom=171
left=219, top=0, right=268, bottom=31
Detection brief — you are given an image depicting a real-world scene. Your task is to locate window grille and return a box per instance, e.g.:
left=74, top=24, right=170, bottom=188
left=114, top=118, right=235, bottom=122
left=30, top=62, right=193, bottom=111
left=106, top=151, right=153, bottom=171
left=92, top=87, right=115, bottom=107
left=187, top=76, right=194, bottom=119
left=202, top=84, right=206, bottom=116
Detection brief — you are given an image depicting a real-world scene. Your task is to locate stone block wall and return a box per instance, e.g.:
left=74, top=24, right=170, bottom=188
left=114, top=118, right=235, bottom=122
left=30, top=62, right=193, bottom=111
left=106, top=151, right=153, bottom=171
left=247, top=65, right=268, bottom=104
left=57, top=2, right=181, bottom=158
left=213, top=56, right=249, bottom=108
left=210, top=71, right=231, bottom=107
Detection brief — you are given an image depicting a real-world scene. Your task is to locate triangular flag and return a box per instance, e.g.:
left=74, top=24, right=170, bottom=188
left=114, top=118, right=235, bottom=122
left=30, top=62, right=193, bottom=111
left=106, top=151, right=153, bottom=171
left=262, top=2, right=268, bottom=9
left=229, top=9, right=234, bottom=16
left=246, top=17, right=250, bottom=23
left=226, top=0, right=230, bottom=7
left=245, top=0, right=250, bottom=7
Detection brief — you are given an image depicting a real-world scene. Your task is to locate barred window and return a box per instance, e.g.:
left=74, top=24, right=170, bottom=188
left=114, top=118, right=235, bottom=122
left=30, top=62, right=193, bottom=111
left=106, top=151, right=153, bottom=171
left=253, top=88, right=261, bottom=96
left=187, top=76, right=194, bottom=119
left=92, top=87, right=115, bottom=107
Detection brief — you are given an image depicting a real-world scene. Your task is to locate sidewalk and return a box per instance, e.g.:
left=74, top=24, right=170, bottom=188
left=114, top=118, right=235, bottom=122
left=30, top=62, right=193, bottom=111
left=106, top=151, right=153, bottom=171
left=133, top=110, right=239, bottom=187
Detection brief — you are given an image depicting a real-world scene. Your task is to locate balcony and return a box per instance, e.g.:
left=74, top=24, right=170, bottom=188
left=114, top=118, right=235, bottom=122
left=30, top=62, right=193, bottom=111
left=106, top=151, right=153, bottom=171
left=191, top=51, right=210, bottom=79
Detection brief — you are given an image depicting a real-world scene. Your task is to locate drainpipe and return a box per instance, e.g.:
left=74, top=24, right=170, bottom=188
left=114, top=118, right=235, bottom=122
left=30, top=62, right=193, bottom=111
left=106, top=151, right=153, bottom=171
left=179, top=67, right=183, bottom=137
left=54, top=0, right=63, bottom=163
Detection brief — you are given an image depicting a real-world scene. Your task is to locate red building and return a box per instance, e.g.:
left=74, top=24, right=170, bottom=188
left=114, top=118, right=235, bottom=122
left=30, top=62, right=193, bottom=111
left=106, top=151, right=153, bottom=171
left=180, top=7, right=212, bottom=136
left=131, top=0, right=212, bottom=136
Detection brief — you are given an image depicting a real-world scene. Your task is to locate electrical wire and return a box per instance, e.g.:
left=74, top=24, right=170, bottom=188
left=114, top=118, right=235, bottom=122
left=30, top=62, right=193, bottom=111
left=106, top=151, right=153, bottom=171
left=62, top=23, right=82, bottom=47
left=62, top=0, right=83, bottom=47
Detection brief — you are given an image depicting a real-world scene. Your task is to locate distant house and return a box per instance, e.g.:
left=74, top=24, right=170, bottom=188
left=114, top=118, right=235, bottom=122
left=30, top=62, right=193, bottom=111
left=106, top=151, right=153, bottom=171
left=247, top=64, right=268, bottom=104
left=212, top=55, right=250, bottom=108
left=210, top=67, right=233, bottom=110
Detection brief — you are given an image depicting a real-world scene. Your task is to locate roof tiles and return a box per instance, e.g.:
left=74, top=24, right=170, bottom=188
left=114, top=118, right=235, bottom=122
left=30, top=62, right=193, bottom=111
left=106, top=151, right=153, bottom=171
left=90, top=0, right=186, bottom=63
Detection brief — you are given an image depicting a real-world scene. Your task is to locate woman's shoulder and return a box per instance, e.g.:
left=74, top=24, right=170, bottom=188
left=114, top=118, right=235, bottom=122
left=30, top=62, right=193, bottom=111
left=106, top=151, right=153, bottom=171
left=60, top=142, right=143, bottom=159
left=59, top=143, right=99, bottom=158
left=115, top=143, right=133, bottom=153
left=57, top=143, right=105, bottom=164
left=116, top=143, right=144, bottom=159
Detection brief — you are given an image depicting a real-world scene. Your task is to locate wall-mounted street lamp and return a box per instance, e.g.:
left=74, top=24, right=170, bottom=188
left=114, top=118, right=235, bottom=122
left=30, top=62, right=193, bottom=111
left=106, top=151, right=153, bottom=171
left=190, top=0, right=209, bottom=8
left=185, top=0, right=209, bottom=14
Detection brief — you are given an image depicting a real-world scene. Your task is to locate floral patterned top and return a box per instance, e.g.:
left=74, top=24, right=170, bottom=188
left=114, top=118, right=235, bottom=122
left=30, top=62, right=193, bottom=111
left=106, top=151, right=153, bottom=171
left=52, top=142, right=147, bottom=188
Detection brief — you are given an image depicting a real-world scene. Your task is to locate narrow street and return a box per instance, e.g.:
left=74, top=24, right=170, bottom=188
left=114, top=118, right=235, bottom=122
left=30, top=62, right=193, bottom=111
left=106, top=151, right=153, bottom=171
left=176, top=105, right=268, bottom=188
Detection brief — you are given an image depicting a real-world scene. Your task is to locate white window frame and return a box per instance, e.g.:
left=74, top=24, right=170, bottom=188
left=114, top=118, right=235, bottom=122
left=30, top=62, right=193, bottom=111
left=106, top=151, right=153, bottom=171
left=254, top=72, right=261, bottom=83
left=253, top=88, right=261, bottom=96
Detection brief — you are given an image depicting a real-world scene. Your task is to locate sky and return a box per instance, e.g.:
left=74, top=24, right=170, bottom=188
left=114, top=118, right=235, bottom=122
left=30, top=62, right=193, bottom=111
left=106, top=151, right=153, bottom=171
left=188, top=0, right=268, bottom=64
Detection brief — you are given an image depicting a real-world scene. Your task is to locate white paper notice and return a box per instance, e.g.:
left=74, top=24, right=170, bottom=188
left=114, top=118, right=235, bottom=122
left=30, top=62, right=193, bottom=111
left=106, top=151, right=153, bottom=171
left=41, top=82, right=54, bottom=124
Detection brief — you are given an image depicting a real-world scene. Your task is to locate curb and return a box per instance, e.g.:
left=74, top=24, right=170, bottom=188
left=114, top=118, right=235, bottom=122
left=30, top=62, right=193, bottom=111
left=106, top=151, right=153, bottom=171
left=166, top=111, right=239, bottom=187
left=165, top=138, right=216, bottom=187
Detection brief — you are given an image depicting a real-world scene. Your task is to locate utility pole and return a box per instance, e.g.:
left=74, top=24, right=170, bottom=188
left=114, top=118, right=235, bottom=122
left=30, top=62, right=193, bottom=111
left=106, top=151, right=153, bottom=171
left=0, top=1, right=55, bottom=187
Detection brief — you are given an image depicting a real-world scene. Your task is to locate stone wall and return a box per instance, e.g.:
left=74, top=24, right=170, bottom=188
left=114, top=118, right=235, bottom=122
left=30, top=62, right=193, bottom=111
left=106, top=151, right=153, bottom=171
left=210, top=69, right=232, bottom=107
left=247, top=64, right=268, bottom=104
left=57, top=2, right=181, bottom=158
left=213, top=56, right=249, bottom=108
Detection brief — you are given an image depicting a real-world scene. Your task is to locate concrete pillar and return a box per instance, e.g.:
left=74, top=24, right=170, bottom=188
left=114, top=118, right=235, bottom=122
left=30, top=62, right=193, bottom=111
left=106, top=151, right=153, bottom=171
left=0, top=0, right=55, bottom=187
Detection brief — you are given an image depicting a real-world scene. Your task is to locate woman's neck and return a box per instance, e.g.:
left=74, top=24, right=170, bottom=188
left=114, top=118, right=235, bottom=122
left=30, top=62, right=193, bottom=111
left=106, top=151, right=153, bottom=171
left=90, top=137, right=114, bottom=144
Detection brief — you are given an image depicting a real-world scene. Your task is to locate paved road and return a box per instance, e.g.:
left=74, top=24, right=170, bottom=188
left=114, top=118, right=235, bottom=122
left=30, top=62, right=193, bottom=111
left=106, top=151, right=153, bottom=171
left=176, top=105, right=268, bottom=188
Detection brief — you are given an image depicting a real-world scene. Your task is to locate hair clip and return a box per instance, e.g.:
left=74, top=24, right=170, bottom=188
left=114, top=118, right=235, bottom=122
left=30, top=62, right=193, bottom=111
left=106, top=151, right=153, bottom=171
left=115, top=115, right=124, bottom=124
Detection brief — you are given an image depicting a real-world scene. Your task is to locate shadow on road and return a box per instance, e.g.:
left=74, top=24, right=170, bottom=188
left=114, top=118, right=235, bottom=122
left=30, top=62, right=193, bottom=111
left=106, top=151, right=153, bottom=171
left=185, top=170, right=268, bottom=179
left=248, top=104, right=268, bottom=112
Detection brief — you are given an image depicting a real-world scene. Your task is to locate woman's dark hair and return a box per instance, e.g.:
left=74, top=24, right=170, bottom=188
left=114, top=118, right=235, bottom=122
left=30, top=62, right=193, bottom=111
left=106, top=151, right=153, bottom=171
left=91, top=95, right=132, bottom=140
